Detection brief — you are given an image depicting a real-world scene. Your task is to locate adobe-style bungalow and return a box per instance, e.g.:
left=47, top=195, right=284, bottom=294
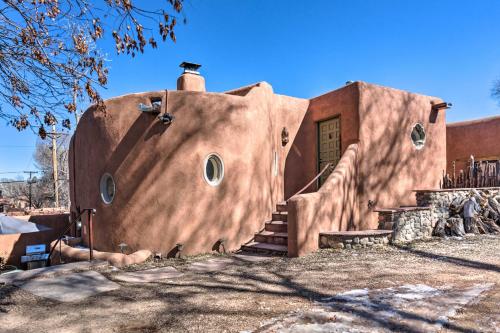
left=69, top=62, right=499, bottom=257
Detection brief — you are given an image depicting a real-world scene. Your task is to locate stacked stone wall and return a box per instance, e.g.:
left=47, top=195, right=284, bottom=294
left=319, top=231, right=392, bottom=250
left=416, top=188, right=500, bottom=221
left=377, top=188, right=500, bottom=244
left=377, top=208, right=433, bottom=243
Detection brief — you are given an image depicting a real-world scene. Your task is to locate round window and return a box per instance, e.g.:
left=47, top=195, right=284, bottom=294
left=411, top=123, right=426, bottom=150
left=204, top=154, right=224, bottom=186
left=100, top=173, right=116, bottom=204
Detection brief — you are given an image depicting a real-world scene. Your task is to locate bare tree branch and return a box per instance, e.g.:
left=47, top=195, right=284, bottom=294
left=0, top=0, right=184, bottom=137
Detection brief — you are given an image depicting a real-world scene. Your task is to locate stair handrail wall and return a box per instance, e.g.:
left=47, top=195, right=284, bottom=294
left=286, top=163, right=332, bottom=201
left=286, top=143, right=360, bottom=257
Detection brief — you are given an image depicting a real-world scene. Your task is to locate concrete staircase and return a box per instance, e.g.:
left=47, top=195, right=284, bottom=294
left=240, top=202, right=288, bottom=255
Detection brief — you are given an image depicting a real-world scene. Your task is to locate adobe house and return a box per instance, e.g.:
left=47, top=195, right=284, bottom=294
left=69, top=62, right=492, bottom=257
left=446, top=115, right=500, bottom=175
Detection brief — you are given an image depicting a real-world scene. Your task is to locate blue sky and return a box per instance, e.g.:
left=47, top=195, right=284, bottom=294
left=1, top=0, right=500, bottom=178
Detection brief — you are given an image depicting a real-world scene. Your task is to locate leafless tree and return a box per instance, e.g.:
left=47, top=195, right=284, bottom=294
left=0, top=0, right=184, bottom=138
left=33, top=135, right=71, bottom=208
left=0, top=135, right=71, bottom=208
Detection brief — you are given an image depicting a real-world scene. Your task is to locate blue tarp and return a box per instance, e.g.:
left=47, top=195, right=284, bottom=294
left=0, top=214, right=50, bottom=234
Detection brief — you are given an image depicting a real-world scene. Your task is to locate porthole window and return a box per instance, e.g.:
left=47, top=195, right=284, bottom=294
left=204, top=153, right=224, bottom=186
left=100, top=173, right=116, bottom=204
left=411, top=123, right=426, bottom=150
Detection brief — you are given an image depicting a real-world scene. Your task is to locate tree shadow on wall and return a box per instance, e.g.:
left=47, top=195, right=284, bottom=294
left=356, top=87, right=444, bottom=229
left=89, top=91, right=277, bottom=256
left=284, top=85, right=445, bottom=237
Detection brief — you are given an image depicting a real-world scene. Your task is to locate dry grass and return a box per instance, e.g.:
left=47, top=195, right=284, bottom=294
left=0, top=235, right=499, bottom=332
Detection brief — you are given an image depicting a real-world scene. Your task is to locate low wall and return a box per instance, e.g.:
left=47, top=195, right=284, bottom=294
left=377, top=188, right=500, bottom=244
left=319, top=230, right=391, bottom=249
left=0, top=213, right=70, bottom=267
left=377, top=207, right=433, bottom=243
left=446, top=116, right=500, bottom=174
left=287, top=143, right=359, bottom=257
left=415, top=188, right=500, bottom=221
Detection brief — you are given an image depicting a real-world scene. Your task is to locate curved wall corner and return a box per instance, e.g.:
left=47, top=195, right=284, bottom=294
left=69, top=86, right=310, bottom=257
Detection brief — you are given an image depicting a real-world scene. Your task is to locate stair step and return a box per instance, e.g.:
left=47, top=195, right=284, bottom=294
left=276, top=201, right=288, bottom=212
left=257, top=231, right=288, bottom=237
left=272, top=211, right=288, bottom=222
left=265, top=221, right=288, bottom=232
left=241, top=242, right=287, bottom=255
left=255, top=231, right=288, bottom=245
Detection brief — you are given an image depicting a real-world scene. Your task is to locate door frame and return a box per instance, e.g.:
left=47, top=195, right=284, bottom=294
left=316, top=115, right=341, bottom=187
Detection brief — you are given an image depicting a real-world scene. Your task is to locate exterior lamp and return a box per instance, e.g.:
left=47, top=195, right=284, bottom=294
left=118, top=243, right=128, bottom=254
left=158, top=113, right=175, bottom=124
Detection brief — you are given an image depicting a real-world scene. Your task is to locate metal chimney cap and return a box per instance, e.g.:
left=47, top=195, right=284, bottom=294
left=179, top=62, right=201, bottom=74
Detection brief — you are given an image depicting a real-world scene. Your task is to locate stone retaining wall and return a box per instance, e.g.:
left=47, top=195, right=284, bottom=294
left=377, top=188, right=500, bottom=244
left=415, top=188, right=500, bottom=222
left=319, top=231, right=392, bottom=250
left=377, top=207, right=434, bottom=243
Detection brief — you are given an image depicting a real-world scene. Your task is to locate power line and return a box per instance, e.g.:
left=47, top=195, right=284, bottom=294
left=0, top=180, right=27, bottom=184
left=0, top=171, right=40, bottom=174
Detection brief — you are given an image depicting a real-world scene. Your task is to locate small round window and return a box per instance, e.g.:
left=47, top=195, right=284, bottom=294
left=204, top=154, right=224, bottom=186
left=100, top=173, right=116, bottom=204
left=411, top=123, right=426, bottom=150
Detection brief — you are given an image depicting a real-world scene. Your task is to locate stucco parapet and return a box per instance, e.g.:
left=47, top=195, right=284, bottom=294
left=309, top=81, right=360, bottom=102
left=375, top=206, right=431, bottom=213
left=447, top=115, right=500, bottom=128
left=356, top=81, right=441, bottom=101
left=414, top=187, right=500, bottom=193
left=320, top=230, right=392, bottom=237
left=224, top=81, right=273, bottom=96
left=102, top=90, right=165, bottom=104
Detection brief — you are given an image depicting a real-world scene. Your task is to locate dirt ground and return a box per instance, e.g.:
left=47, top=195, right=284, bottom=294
left=0, top=235, right=499, bottom=333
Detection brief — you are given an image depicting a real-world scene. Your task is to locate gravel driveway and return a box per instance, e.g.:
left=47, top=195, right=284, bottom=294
left=0, top=235, right=499, bottom=332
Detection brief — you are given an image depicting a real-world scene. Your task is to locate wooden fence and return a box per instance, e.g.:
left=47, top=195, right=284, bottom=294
left=442, top=160, right=500, bottom=189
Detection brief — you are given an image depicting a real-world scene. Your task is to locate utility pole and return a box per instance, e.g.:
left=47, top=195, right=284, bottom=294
left=51, top=124, right=60, bottom=208
left=23, top=171, right=38, bottom=210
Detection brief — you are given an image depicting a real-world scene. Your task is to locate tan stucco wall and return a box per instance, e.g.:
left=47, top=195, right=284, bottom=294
left=446, top=115, right=500, bottom=174
left=284, top=83, right=360, bottom=199
left=288, top=143, right=359, bottom=257
left=286, top=82, right=447, bottom=256
left=70, top=83, right=309, bottom=256
left=70, top=79, right=447, bottom=258
left=357, top=82, right=447, bottom=228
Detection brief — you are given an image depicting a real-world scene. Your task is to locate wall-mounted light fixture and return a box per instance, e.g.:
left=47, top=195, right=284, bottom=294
left=118, top=243, right=128, bottom=254
left=158, top=113, right=175, bottom=125
left=281, top=127, right=289, bottom=146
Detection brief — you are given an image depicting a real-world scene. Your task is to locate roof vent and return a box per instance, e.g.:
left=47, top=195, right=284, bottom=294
left=180, top=62, right=201, bottom=75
